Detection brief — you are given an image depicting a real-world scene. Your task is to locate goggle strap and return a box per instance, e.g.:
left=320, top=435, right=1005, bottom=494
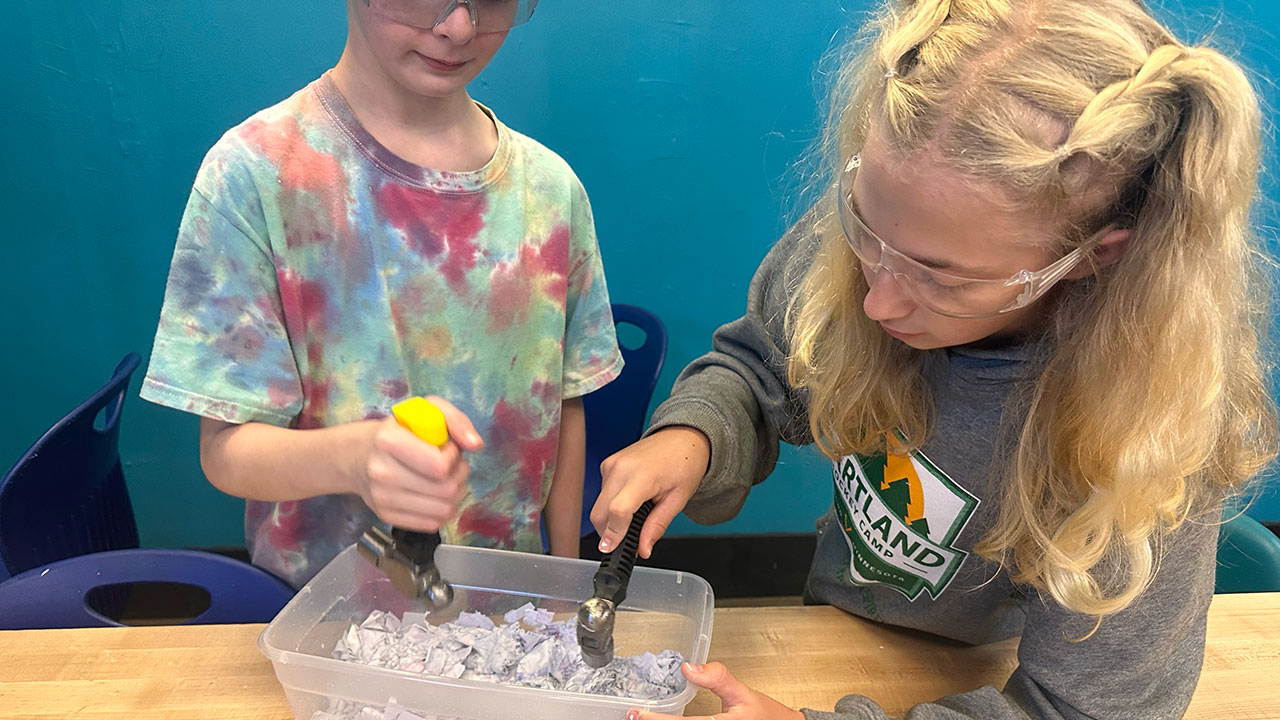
left=1011, top=244, right=1088, bottom=307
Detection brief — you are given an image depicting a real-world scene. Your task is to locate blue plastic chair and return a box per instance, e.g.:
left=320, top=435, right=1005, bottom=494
left=0, top=353, right=142, bottom=579
left=0, top=548, right=296, bottom=629
left=579, top=304, right=668, bottom=536
left=1215, top=513, right=1280, bottom=593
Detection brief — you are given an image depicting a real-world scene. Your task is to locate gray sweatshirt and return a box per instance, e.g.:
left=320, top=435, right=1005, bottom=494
left=646, top=225, right=1217, bottom=720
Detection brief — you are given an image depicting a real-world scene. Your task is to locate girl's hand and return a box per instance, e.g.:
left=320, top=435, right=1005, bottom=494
left=592, top=426, right=709, bottom=558
left=354, top=396, right=484, bottom=531
left=628, top=662, right=805, bottom=720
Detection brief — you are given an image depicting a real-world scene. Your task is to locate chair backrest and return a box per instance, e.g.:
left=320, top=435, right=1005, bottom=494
left=0, top=352, right=142, bottom=576
left=0, top=548, right=296, bottom=630
left=1215, top=512, right=1280, bottom=593
left=580, top=304, right=668, bottom=536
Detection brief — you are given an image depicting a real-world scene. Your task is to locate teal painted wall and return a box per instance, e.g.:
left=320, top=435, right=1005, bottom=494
left=2, top=1, right=1277, bottom=549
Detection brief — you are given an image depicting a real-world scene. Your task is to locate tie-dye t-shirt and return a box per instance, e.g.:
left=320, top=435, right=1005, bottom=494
left=141, top=74, right=623, bottom=588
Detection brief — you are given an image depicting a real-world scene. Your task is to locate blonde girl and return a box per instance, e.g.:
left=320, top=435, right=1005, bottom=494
left=595, top=0, right=1277, bottom=718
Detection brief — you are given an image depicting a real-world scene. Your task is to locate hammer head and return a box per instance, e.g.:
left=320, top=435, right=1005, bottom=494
left=357, top=526, right=454, bottom=609
left=576, top=596, right=616, bottom=668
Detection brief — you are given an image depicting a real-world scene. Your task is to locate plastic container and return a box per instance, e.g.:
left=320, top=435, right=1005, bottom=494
left=259, top=544, right=714, bottom=720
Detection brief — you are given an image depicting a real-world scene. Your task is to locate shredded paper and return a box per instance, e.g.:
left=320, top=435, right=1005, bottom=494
left=311, top=603, right=686, bottom=720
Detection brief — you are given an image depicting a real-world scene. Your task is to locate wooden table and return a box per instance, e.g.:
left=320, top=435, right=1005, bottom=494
left=0, top=592, right=1275, bottom=719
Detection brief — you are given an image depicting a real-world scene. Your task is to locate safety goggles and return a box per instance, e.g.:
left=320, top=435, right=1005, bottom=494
left=363, top=0, right=538, bottom=33
left=837, top=154, right=1091, bottom=319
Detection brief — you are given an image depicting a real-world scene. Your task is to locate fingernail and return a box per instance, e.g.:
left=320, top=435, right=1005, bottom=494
left=685, top=662, right=704, bottom=672
left=468, top=433, right=480, bottom=444
left=599, top=538, right=611, bottom=552
left=626, top=710, right=639, bottom=720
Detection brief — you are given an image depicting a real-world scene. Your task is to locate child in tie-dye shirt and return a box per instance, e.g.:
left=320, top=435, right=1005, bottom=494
left=141, top=0, right=622, bottom=588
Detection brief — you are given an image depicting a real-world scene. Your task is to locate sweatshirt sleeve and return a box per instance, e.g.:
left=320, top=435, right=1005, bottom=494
left=643, top=224, right=817, bottom=525
left=800, top=508, right=1219, bottom=720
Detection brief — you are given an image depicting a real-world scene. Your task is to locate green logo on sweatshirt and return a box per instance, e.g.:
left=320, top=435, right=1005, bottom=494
left=832, top=436, right=979, bottom=600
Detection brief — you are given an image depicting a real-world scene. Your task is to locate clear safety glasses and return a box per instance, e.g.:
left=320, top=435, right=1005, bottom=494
left=363, top=0, right=538, bottom=33
left=837, top=154, right=1092, bottom=319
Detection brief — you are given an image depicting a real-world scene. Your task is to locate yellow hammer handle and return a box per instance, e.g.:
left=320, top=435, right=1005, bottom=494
left=391, top=397, right=449, bottom=448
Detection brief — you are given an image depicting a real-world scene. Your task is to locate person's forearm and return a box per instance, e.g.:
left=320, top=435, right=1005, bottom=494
left=199, top=417, right=374, bottom=502
left=545, top=397, right=585, bottom=557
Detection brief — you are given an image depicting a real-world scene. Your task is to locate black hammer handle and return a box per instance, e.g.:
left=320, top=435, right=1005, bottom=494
left=591, top=499, right=655, bottom=606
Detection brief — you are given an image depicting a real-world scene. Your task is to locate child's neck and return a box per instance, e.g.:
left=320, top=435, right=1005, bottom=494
left=330, top=53, right=497, bottom=174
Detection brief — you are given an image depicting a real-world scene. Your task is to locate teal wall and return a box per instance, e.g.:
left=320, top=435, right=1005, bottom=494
left=2, top=1, right=1277, bottom=549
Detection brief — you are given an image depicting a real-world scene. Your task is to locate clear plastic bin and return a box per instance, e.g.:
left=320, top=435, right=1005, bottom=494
left=259, top=544, right=714, bottom=720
